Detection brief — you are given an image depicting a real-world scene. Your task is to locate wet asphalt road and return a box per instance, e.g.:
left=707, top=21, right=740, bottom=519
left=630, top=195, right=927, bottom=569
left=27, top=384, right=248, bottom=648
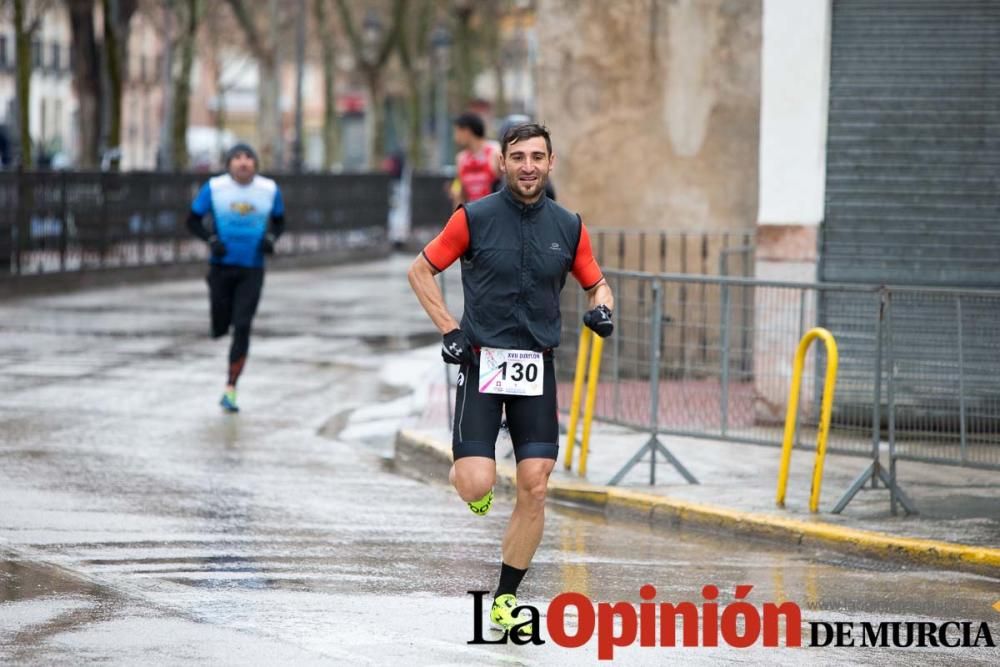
left=0, top=256, right=997, bottom=665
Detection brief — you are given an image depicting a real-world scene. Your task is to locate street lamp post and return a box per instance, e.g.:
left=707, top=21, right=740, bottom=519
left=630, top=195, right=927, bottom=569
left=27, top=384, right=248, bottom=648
left=292, top=0, right=306, bottom=173
left=431, top=24, right=452, bottom=170
left=362, top=9, right=383, bottom=168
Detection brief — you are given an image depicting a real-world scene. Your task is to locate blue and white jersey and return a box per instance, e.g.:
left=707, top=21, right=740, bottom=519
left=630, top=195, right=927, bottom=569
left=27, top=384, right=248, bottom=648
left=191, top=174, right=285, bottom=268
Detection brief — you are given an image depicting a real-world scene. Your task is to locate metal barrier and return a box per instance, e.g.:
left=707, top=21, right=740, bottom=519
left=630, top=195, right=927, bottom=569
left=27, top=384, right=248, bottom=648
left=555, top=270, right=1000, bottom=511
left=776, top=328, right=839, bottom=513
left=0, top=171, right=391, bottom=278
left=563, top=326, right=605, bottom=477
left=433, top=252, right=1000, bottom=510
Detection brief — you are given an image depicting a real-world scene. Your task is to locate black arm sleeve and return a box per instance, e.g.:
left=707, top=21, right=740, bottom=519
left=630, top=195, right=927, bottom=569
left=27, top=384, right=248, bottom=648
left=270, top=214, right=285, bottom=240
left=187, top=211, right=212, bottom=242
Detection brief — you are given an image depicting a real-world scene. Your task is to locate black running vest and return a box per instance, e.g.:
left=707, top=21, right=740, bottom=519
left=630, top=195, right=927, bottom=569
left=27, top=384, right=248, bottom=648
left=459, top=188, right=583, bottom=351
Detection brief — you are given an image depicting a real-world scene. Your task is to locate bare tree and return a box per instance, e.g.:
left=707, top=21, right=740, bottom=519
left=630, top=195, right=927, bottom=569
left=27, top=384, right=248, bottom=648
left=334, top=0, right=403, bottom=169
left=169, top=0, right=200, bottom=169
left=201, top=1, right=252, bottom=166
left=13, top=0, right=32, bottom=166
left=101, top=0, right=138, bottom=170
left=67, top=0, right=102, bottom=168
left=313, top=0, right=338, bottom=169
left=451, top=0, right=475, bottom=110
left=482, top=0, right=509, bottom=118
left=396, top=0, right=434, bottom=170
left=225, top=0, right=284, bottom=170
left=12, top=0, right=55, bottom=166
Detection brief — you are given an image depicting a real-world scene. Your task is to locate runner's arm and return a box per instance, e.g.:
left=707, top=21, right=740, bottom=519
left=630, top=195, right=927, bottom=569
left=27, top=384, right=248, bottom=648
left=572, top=221, right=614, bottom=311
left=407, top=208, right=470, bottom=334
left=270, top=188, right=286, bottom=238
left=586, top=279, right=614, bottom=312
left=187, top=212, right=211, bottom=241
left=187, top=182, right=213, bottom=241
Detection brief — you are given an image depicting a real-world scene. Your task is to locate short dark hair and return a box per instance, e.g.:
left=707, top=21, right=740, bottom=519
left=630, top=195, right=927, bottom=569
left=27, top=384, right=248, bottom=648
left=453, top=112, right=485, bottom=138
left=501, top=123, right=552, bottom=156
left=226, top=142, right=258, bottom=166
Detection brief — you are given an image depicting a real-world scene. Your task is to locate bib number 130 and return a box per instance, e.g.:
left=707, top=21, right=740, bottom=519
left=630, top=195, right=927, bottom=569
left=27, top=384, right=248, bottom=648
left=497, top=361, right=538, bottom=383
left=479, top=348, right=543, bottom=396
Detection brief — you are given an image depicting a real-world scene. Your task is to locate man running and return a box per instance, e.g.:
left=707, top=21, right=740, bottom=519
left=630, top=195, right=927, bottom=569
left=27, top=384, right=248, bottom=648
left=408, top=123, right=614, bottom=636
left=187, top=143, right=285, bottom=413
left=449, top=112, right=501, bottom=208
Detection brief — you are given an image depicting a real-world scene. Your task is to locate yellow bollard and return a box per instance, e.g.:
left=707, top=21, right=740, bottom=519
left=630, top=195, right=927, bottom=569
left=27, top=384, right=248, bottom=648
left=578, top=335, right=604, bottom=477
left=775, top=327, right=839, bottom=513
left=563, top=327, right=593, bottom=470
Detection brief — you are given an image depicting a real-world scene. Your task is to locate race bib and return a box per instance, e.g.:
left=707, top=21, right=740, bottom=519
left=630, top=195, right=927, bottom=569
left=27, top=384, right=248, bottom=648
left=478, top=347, right=543, bottom=396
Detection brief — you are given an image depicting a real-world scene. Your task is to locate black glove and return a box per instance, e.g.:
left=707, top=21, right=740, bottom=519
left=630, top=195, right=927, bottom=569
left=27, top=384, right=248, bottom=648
left=441, top=328, right=473, bottom=365
left=583, top=304, right=614, bottom=338
left=208, top=235, right=227, bottom=258
left=260, top=233, right=277, bottom=255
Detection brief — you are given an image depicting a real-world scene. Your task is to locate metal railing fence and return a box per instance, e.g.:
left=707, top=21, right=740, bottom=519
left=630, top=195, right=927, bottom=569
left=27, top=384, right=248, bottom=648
left=432, top=263, right=998, bottom=511
left=554, top=270, right=1000, bottom=496
left=0, top=171, right=391, bottom=278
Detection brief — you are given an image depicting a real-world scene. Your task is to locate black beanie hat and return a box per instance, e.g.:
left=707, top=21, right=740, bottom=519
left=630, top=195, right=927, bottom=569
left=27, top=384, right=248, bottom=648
left=226, top=142, right=258, bottom=166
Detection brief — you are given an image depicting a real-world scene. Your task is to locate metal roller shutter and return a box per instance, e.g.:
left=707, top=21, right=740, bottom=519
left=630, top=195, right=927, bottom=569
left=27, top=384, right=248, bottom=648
left=820, top=0, right=1000, bottom=429
left=822, top=0, right=1000, bottom=287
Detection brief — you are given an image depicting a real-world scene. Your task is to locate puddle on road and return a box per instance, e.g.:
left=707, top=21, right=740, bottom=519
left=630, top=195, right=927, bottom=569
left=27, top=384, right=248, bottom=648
left=317, top=409, right=352, bottom=440
left=317, top=382, right=412, bottom=442
left=0, top=558, right=104, bottom=603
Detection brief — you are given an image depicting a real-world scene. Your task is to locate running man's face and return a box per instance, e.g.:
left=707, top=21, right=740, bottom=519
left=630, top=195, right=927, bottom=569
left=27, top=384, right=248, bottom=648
left=500, top=136, right=553, bottom=204
left=453, top=126, right=473, bottom=150
left=229, top=152, right=256, bottom=184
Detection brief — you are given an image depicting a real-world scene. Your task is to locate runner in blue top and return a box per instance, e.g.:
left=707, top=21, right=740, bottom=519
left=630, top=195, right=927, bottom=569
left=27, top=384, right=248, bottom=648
left=187, top=143, right=285, bottom=412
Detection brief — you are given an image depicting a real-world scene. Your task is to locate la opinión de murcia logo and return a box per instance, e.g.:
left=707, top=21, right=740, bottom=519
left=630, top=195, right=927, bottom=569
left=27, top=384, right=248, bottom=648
left=468, top=585, right=997, bottom=660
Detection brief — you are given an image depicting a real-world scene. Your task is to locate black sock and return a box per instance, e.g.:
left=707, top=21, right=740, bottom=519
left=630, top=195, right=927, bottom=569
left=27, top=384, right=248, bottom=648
left=495, top=562, right=528, bottom=600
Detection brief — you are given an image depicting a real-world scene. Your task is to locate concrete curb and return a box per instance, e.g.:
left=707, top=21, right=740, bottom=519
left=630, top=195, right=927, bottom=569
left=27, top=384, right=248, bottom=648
left=394, top=429, right=1000, bottom=579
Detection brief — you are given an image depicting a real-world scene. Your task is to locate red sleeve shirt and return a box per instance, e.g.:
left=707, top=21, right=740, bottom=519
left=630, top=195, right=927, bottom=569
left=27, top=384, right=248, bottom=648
left=422, top=207, right=470, bottom=272
left=422, top=208, right=605, bottom=290
left=572, top=221, right=604, bottom=290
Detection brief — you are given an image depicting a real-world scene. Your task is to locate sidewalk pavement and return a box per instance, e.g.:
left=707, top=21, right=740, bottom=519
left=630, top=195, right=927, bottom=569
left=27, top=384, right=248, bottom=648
left=396, top=372, right=1000, bottom=579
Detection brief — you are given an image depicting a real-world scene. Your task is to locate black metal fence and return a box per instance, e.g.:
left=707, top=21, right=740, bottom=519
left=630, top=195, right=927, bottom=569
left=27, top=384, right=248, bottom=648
left=409, top=172, right=453, bottom=247
left=0, top=171, right=392, bottom=278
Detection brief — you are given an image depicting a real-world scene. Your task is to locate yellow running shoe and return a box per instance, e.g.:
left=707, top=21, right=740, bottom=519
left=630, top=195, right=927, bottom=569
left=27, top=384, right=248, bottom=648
left=490, top=594, right=532, bottom=635
left=467, top=488, right=493, bottom=516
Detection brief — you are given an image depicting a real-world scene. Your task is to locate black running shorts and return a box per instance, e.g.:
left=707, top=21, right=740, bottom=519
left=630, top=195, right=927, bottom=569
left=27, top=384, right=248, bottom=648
left=207, top=265, right=264, bottom=338
left=452, top=356, right=559, bottom=463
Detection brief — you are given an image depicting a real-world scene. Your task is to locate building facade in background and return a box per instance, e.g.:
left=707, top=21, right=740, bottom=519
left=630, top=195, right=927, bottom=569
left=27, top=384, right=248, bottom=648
left=535, top=0, right=762, bottom=240
left=755, top=0, right=1000, bottom=417
left=0, top=7, right=75, bottom=167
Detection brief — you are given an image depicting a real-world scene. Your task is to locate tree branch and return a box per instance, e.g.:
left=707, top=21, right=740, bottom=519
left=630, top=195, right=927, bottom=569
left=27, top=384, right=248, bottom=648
left=333, top=0, right=365, bottom=67
left=374, top=0, right=404, bottom=69
left=224, top=0, right=270, bottom=63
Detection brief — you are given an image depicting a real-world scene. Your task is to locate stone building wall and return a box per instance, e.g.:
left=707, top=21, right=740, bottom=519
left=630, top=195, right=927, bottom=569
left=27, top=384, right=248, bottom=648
left=535, top=0, right=761, bottom=236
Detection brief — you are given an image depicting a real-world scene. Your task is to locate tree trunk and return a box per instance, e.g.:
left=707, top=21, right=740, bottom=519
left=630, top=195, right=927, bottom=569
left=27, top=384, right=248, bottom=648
left=314, top=0, right=338, bottom=169
left=102, top=0, right=123, bottom=170
left=406, top=78, right=422, bottom=171
left=256, top=55, right=279, bottom=170
left=171, top=0, right=199, bottom=170
left=453, top=6, right=475, bottom=110
left=13, top=0, right=31, bottom=168
left=157, top=1, right=175, bottom=170
left=68, top=0, right=102, bottom=169
left=366, top=71, right=384, bottom=170
left=485, top=0, right=508, bottom=118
